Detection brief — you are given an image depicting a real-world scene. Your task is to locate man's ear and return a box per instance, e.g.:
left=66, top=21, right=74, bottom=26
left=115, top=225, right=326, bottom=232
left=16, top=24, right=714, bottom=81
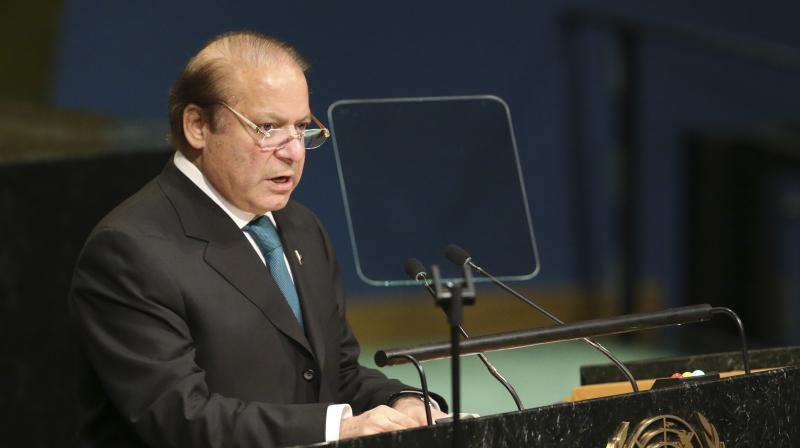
left=183, top=104, right=207, bottom=150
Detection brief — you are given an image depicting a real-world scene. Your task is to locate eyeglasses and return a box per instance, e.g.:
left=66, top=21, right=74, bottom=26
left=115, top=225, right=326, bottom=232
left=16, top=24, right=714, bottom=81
left=219, top=102, right=330, bottom=150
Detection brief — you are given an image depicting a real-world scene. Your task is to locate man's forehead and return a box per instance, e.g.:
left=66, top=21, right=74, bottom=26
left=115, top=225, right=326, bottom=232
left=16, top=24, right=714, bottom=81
left=223, top=57, right=302, bottom=87
left=228, top=60, right=306, bottom=89
left=250, top=107, right=312, bottom=123
left=225, top=69, right=310, bottom=120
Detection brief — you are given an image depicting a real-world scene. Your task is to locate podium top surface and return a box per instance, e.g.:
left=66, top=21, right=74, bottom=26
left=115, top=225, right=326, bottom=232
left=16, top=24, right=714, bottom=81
left=580, top=345, right=800, bottom=385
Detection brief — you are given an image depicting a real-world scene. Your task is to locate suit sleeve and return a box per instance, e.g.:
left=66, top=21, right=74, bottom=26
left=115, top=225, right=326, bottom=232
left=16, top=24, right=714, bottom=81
left=70, top=227, right=327, bottom=448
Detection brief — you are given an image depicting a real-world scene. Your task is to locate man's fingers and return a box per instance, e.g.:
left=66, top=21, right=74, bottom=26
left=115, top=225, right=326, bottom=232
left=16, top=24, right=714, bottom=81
left=374, top=405, right=419, bottom=428
left=391, top=396, right=448, bottom=425
left=431, top=407, right=448, bottom=420
left=340, top=405, right=422, bottom=439
left=415, top=407, right=448, bottom=425
left=404, top=406, right=430, bottom=426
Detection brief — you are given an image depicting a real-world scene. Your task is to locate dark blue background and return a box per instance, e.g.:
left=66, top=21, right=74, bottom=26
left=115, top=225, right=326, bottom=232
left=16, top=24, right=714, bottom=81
left=52, top=0, right=800, bottom=305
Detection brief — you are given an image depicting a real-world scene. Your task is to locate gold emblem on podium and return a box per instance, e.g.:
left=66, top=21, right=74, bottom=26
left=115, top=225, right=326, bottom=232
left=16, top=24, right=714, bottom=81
left=606, top=413, right=724, bottom=447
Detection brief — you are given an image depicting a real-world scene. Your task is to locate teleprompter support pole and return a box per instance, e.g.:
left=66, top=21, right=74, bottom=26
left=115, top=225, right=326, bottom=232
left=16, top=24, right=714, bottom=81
left=431, top=264, right=475, bottom=448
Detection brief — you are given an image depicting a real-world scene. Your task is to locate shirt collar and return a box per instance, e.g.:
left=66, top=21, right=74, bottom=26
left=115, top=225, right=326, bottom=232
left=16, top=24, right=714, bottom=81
left=173, top=151, right=277, bottom=229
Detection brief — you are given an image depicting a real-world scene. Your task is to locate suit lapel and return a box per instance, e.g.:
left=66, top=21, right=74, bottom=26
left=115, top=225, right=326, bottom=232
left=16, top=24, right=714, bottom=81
left=157, top=161, right=313, bottom=356
left=274, top=209, right=327, bottom=369
left=203, top=238, right=313, bottom=356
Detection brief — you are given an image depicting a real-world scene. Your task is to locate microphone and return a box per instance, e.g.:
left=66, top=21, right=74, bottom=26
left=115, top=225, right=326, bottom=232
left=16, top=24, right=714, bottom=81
left=404, top=258, right=524, bottom=411
left=405, top=258, right=434, bottom=293
left=444, top=245, right=640, bottom=393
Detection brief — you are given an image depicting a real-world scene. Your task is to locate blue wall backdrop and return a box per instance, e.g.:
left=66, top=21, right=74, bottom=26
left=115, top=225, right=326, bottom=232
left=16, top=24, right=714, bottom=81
left=52, top=0, right=800, bottom=307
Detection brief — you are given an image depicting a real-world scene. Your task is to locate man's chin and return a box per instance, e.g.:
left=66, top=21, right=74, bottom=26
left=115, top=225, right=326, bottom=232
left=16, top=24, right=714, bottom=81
left=251, top=197, right=291, bottom=215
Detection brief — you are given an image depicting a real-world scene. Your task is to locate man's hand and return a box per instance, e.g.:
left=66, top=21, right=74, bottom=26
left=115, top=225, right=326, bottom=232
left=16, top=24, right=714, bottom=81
left=391, top=395, right=448, bottom=426
left=339, top=405, right=421, bottom=439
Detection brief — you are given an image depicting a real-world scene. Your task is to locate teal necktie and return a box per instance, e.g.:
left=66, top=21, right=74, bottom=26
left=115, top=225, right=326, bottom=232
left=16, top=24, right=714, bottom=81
left=245, top=216, right=304, bottom=329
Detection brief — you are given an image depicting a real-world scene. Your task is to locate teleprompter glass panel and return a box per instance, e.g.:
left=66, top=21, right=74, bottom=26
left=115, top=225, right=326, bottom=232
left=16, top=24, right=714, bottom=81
left=328, top=96, right=539, bottom=286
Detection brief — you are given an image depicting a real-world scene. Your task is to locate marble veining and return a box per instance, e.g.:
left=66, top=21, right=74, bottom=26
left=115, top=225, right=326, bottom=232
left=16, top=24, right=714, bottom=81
left=308, top=366, right=800, bottom=447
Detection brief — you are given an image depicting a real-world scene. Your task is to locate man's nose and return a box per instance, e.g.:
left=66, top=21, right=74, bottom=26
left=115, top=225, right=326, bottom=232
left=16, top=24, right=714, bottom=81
left=272, top=134, right=305, bottom=159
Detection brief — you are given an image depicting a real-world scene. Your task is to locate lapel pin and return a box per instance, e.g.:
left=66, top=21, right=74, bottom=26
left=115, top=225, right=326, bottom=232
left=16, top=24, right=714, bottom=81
left=294, top=249, right=303, bottom=266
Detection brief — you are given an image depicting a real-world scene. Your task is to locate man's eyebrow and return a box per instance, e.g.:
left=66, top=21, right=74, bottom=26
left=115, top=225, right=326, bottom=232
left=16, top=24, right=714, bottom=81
left=288, top=114, right=312, bottom=124
left=252, top=112, right=280, bottom=123
left=254, top=112, right=312, bottom=123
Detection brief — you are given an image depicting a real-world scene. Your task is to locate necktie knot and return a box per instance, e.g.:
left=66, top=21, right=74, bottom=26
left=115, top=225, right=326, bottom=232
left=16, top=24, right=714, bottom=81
left=246, top=216, right=282, bottom=254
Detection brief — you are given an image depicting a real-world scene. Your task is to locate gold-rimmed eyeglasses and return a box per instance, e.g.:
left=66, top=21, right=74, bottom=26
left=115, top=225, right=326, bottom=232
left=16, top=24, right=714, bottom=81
left=219, top=102, right=330, bottom=150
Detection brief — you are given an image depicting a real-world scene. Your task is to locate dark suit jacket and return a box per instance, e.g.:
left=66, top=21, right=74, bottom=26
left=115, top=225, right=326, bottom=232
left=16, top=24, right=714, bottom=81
left=70, top=160, right=419, bottom=448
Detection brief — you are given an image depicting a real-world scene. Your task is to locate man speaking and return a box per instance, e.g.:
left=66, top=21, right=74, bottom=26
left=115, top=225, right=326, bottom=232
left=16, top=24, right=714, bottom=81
left=70, top=31, right=445, bottom=447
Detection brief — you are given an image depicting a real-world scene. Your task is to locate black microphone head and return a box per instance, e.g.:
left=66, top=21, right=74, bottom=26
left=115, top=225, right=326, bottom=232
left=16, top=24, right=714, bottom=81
left=445, top=244, right=471, bottom=266
left=404, top=258, right=427, bottom=280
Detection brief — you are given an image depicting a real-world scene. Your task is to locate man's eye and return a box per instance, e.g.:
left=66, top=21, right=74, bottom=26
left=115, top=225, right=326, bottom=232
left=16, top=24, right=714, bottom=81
left=257, top=124, right=275, bottom=134
left=296, top=122, right=309, bottom=131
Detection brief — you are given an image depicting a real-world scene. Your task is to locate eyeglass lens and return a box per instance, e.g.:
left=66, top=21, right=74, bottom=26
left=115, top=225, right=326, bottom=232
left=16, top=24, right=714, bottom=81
left=258, top=128, right=327, bottom=150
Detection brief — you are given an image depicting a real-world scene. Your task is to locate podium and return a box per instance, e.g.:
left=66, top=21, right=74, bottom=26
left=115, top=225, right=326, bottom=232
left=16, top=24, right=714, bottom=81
left=317, top=347, right=800, bottom=447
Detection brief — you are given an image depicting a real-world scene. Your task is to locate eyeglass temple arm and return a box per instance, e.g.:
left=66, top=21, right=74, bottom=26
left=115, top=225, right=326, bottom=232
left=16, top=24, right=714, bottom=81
left=219, top=102, right=262, bottom=133
left=311, top=114, right=330, bottom=137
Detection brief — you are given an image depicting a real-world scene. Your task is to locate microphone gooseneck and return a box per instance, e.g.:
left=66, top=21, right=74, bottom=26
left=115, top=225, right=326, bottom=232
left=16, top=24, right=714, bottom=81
left=444, top=245, right=640, bottom=393
left=404, top=258, right=524, bottom=411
